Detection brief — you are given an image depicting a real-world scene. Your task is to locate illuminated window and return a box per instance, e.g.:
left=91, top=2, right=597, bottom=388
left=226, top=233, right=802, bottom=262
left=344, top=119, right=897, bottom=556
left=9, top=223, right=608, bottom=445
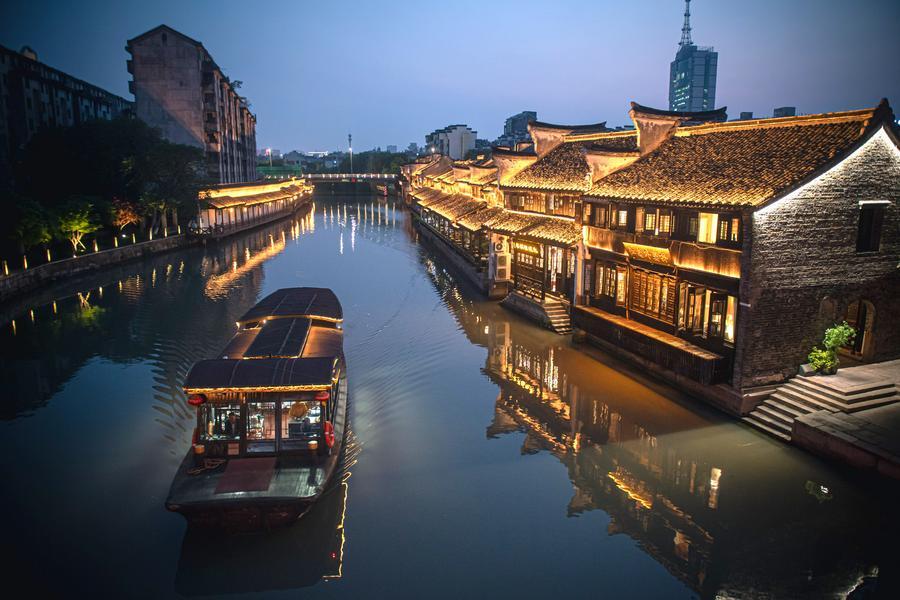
left=697, top=213, right=718, bottom=243
left=658, top=211, right=672, bottom=234
left=718, top=219, right=729, bottom=241
left=689, top=216, right=698, bottom=237
left=281, top=399, right=323, bottom=450
left=618, top=210, right=628, bottom=228
left=730, top=218, right=740, bottom=242
left=246, top=401, right=276, bottom=453
left=724, top=296, right=736, bottom=343
left=644, top=210, right=657, bottom=232
left=616, top=268, right=627, bottom=306
left=593, top=204, right=607, bottom=227
left=629, top=268, right=676, bottom=323
left=199, top=403, right=242, bottom=442
left=635, top=207, right=645, bottom=232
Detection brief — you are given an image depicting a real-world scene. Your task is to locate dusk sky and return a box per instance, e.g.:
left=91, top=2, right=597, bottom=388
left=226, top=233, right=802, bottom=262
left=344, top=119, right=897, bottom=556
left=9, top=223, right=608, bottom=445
left=3, top=0, right=899, bottom=152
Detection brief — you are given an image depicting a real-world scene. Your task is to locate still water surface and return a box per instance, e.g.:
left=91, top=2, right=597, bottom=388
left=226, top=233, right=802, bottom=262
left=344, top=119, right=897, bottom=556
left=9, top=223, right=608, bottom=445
left=1, top=196, right=898, bottom=598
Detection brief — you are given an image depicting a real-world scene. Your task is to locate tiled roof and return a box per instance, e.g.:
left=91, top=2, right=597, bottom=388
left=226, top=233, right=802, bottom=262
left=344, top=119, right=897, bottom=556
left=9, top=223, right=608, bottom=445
left=205, top=185, right=304, bottom=209
left=505, top=141, right=592, bottom=192
left=588, top=134, right=639, bottom=153
left=469, top=167, right=498, bottom=185
left=483, top=210, right=545, bottom=234
left=588, top=106, right=886, bottom=207
left=421, top=160, right=452, bottom=178
left=630, top=102, right=728, bottom=124
left=531, top=121, right=609, bottom=134
left=412, top=187, right=446, bottom=207
left=427, top=194, right=484, bottom=221
left=457, top=206, right=505, bottom=232
left=520, top=218, right=581, bottom=246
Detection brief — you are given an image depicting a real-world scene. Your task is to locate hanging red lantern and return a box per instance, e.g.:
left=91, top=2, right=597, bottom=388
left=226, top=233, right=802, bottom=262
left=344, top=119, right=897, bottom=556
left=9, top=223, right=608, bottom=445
left=187, top=394, right=207, bottom=406
left=315, top=390, right=330, bottom=401
left=324, top=421, right=335, bottom=448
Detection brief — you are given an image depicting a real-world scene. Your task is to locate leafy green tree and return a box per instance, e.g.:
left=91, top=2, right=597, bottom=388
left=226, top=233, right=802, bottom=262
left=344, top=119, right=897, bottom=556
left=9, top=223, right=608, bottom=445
left=54, top=196, right=100, bottom=253
left=8, top=195, right=52, bottom=253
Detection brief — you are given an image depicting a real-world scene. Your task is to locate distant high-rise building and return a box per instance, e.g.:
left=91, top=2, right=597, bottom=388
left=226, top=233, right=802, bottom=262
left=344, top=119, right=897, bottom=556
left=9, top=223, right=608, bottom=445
left=0, top=44, right=132, bottom=186
left=387, top=145, right=397, bottom=153
left=494, top=111, right=536, bottom=147
left=425, top=124, right=476, bottom=159
left=126, top=25, right=257, bottom=184
left=740, top=111, right=754, bottom=120
left=774, top=106, right=797, bottom=118
left=668, top=0, right=718, bottom=112
left=407, top=142, right=418, bottom=155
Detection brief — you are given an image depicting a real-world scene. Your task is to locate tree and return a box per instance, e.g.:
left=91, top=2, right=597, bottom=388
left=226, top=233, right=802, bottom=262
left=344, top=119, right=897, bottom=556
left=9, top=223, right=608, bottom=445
left=54, top=196, right=100, bottom=253
left=110, top=197, right=140, bottom=231
left=139, top=141, right=205, bottom=232
left=8, top=195, right=52, bottom=253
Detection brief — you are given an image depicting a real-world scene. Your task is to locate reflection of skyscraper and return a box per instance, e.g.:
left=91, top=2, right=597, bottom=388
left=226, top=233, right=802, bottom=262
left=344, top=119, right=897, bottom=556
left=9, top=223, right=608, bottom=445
left=668, top=0, right=718, bottom=112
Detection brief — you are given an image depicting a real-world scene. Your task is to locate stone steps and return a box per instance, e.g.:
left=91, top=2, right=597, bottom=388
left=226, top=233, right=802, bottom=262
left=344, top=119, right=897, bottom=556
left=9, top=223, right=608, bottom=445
left=742, top=373, right=900, bottom=443
left=741, top=415, right=791, bottom=441
left=543, top=299, right=572, bottom=335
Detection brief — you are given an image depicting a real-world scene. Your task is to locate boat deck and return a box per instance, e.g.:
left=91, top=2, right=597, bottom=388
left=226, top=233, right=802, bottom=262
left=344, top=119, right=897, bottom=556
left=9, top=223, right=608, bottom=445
left=167, top=455, right=332, bottom=508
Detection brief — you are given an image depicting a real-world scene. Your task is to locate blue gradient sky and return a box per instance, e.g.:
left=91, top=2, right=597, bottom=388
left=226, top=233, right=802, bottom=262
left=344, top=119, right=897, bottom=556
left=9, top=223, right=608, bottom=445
left=3, top=0, right=899, bottom=152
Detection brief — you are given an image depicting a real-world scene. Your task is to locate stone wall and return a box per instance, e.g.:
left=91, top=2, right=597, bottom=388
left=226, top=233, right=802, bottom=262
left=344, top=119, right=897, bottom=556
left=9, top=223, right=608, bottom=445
left=0, top=235, right=194, bottom=303
left=736, top=128, right=900, bottom=388
left=413, top=219, right=490, bottom=294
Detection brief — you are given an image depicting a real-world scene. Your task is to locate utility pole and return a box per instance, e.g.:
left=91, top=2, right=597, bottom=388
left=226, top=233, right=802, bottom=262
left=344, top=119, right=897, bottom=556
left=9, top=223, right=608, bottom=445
left=348, top=133, right=353, bottom=173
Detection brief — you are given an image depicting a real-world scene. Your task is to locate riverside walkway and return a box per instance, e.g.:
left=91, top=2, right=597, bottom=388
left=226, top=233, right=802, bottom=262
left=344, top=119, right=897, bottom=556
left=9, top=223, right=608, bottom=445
left=792, top=360, right=900, bottom=478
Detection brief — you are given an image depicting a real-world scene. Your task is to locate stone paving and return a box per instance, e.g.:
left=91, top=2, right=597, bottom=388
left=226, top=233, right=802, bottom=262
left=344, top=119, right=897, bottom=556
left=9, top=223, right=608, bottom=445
left=792, top=360, right=900, bottom=478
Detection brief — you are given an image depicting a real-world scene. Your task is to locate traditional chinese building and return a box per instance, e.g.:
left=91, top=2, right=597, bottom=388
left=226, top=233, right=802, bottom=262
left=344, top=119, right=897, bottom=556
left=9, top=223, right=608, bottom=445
left=402, top=100, right=900, bottom=416
left=575, top=100, right=900, bottom=413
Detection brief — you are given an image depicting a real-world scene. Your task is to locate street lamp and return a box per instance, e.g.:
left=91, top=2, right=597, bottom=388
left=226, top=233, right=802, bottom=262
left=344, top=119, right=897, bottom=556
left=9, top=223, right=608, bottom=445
left=348, top=133, right=353, bottom=173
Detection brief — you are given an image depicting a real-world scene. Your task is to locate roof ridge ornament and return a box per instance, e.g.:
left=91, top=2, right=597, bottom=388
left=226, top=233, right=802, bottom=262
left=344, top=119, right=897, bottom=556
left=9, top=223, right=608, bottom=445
left=680, top=0, right=693, bottom=47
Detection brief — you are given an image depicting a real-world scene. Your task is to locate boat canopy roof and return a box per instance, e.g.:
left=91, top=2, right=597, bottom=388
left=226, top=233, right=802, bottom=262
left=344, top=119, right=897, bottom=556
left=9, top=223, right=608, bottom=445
left=238, top=288, right=342, bottom=324
left=184, top=357, right=336, bottom=394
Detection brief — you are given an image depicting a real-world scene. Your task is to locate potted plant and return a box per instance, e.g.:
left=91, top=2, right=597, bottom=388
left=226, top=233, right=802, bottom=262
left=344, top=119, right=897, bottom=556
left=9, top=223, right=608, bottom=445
left=807, top=322, right=856, bottom=375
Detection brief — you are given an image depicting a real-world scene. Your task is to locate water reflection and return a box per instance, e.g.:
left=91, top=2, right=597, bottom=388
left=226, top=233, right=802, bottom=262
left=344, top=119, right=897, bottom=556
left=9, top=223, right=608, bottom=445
left=1, top=196, right=897, bottom=598
left=420, top=252, right=899, bottom=599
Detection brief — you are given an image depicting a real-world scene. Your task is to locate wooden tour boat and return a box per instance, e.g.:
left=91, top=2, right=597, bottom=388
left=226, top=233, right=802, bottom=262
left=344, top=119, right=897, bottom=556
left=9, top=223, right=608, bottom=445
left=166, top=287, right=348, bottom=529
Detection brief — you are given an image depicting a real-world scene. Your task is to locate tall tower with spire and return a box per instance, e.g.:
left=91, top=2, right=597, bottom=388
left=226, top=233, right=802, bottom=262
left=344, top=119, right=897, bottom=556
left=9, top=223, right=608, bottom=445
left=668, top=0, right=718, bottom=112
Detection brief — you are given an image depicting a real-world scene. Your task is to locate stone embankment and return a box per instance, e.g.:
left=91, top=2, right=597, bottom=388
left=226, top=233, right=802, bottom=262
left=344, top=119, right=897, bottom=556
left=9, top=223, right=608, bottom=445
left=0, top=235, right=194, bottom=303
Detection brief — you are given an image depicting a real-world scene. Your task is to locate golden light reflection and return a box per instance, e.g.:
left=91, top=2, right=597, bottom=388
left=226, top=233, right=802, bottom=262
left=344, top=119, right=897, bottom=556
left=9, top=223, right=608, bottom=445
left=608, top=468, right=653, bottom=510
left=204, top=237, right=287, bottom=299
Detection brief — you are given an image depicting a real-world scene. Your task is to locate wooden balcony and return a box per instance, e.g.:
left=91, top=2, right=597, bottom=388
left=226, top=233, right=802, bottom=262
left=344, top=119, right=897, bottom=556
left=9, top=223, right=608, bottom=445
left=573, top=305, right=731, bottom=385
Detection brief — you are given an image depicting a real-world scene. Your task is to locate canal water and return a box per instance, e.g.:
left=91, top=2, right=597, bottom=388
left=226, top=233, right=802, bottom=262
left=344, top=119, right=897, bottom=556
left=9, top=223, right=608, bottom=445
left=1, top=196, right=898, bottom=599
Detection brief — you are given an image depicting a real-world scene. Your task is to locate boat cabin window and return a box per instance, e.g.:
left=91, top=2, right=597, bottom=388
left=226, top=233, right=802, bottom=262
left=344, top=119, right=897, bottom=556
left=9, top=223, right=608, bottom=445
left=246, top=401, right=276, bottom=453
left=199, top=403, right=242, bottom=442
left=281, top=399, right=323, bottom=450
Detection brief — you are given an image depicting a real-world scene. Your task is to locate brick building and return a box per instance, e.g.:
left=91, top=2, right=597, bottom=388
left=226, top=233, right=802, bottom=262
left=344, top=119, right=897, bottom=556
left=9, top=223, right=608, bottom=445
left=576, top=100, right=900, bottom=413
left=126, top=25, right=257, bottom=184
left=0, top=44, right=132, bottom=186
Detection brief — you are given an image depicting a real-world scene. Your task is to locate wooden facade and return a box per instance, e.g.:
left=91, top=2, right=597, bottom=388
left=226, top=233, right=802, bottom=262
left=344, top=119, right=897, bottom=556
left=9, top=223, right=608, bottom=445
left=403, top=100, right=900, bottom=404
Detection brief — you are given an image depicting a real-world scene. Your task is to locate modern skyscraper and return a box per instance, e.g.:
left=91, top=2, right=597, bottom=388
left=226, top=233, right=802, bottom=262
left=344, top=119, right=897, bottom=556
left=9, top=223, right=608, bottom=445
left=668, top=0, right=718, bottom=112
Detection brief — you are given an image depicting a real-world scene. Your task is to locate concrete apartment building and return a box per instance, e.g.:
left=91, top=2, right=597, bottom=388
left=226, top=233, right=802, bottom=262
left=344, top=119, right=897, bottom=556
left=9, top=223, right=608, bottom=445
left=126, top=25, right=257, bottom=184
left=425, top=124, right=476, bottom=160
left=0, top=44, right=132, bottom=186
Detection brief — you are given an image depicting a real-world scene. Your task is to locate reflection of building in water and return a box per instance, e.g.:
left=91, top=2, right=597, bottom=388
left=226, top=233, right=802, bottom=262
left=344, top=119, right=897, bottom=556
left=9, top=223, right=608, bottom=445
left=420, top=255, right=879, bottom=599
